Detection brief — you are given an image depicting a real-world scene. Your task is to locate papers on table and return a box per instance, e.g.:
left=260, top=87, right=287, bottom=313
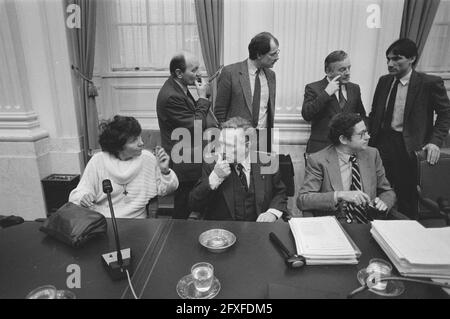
left=370, top=220, right=450, bottom=279
left=288, top=216, right=360, bottom=265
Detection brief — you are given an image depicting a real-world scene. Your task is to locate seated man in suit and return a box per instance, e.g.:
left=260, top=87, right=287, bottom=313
left=189, top=117, right=287, bottom=221
left=302, top=50, right=366, bottom=154
left=297, top=113, right=396, bottom=223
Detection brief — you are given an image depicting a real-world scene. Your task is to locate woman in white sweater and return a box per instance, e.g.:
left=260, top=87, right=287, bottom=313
left=69, top=116, right=178, bottom=218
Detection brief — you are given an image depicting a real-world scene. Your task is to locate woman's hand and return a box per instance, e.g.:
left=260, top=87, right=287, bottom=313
left=155, top=146, right=170, bottom=174
left=80, top=193, right=96, bottom=208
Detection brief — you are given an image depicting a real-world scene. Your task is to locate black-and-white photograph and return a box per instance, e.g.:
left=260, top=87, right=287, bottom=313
left=1, top=0, right=450, bottom=303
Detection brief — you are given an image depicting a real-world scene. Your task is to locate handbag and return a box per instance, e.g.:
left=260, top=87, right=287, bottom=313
left=40, top=202, right=107, bottom=248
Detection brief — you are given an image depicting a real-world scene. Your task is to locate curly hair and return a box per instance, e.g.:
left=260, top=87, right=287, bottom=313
left=328, top=113, right=362, bottom=145
left=98, top=115, right=142, bottom=158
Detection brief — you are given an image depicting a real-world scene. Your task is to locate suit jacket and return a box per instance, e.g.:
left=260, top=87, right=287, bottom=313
left=214, top=59, right=276, bottom=127
left=156, top=77, right=211, bottom=182
left=297, top=145, right=395, bottom=215
left=302, top=77, right=366, bottom=154
left=189, top=161, right=287, bottom=221
left=369, top=70, right=450, bottom=154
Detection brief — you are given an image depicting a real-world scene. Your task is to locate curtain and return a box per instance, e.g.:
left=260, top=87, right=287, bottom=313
left=400, top=0, right=441, bottom=60
left=194, top=0, right=224, bottom=109
left=65, top=0, right=99, bottom=165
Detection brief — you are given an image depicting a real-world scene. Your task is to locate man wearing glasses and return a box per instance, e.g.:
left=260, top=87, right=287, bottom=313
left=297, top=113, right=396, bottom=223
left=189, top=117, right=287, bottom=221
left=302, top=50, right=366, bottom=154
left=215, top=32, right=280, bottom=152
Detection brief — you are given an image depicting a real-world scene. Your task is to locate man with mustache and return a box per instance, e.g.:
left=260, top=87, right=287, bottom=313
left=368, top=38, right=450, bottom=219
left=302, top=50, right=366, bottom=154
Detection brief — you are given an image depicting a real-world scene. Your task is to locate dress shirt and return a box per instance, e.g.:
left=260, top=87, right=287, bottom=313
left=248, top=59, right=269, bottom=128
left=387, top=69, right=412, bottom=132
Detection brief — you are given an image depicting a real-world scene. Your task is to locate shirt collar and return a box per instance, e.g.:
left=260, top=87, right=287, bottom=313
left=173, top=78, right=188, bottom=94
left=247, top=59, right=260, bottom=76
left=335, top=148, right=353, bottom=164
left=398, top=69, right=412, bottom=86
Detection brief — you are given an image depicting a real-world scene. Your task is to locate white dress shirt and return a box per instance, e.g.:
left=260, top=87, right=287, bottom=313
left=388, top=69, right=412, bottom=132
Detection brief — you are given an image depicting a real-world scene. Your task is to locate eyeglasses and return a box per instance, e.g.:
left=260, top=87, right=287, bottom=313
left=353, top=129, right=370, bottom=139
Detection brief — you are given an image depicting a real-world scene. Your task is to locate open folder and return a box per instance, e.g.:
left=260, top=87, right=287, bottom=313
left=288, top=216, right=361, bottom=265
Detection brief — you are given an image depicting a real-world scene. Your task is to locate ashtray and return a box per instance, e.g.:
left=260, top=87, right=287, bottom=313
left=357, top=269, right=405, bottom=297
left=176, top=274, right=221, bottom=299
left=199, top=229, right=236, bottom=253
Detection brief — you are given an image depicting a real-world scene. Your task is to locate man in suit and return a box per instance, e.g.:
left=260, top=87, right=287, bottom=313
left=369, top=38, right=450, bottom=218
left=157, top=52, right=211, bottom=219
left=302, top=50, right=366, bottom=154
left=214, top=32, right=279, bottom=152
left=189, top=117, right=287, bottom=221
left=298, top=113, right=396, bottom=223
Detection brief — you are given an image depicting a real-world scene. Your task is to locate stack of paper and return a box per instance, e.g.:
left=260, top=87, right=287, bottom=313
left=371, top=220, right=450, bottom=279
left=288, top=216, right=360, bottom=265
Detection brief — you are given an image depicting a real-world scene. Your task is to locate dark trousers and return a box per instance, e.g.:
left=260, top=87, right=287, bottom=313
left=377, top=129, right=417, bottom=219
left=173, top=180, right=197, bottom=219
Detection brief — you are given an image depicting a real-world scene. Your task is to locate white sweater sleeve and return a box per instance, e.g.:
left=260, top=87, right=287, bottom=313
left=155, top=167, right=179, bottom=197
left=68, top=155, right=101, bottom=205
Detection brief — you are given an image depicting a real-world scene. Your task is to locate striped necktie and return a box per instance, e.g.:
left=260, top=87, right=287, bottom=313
left=338, top=84, right=346, bottom=109
left=236, top=163, right=248, bottom=192
left=346, top=155, right=371, bottom=224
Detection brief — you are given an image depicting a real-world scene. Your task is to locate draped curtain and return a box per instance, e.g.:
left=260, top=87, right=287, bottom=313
left=65, top=0, right=99, bottom=164
left=194, top=0, right=224, bottom=109
left=400, top=0, right=441, bottom=61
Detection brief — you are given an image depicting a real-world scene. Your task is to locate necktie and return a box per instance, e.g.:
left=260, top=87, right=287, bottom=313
left=382, top=78, right=401, bottom=129
left=252, top=69, right=261, bottom=127
left=346, top=155, right=371, bottom=224
left=338, top=85, right=347, bottom=109
left=236, top=163, right=248, bottom=192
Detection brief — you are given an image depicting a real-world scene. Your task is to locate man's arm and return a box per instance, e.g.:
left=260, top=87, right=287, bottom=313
left=374, top=148, right=396, bottom=210
left=301, top=84, right=333, bottom=121
left=428, top=77, right=450, bottom=148
left=355, top=84, right=367, bottom=119
left=214, top=67, right=232, bottom=123
left=267, top=169, right=288, bottom=217
left=163, top=95, right=210, bottom=131
left=188, top=164, right=215, bottom=213
left=296, top=156, right=337, bottom=212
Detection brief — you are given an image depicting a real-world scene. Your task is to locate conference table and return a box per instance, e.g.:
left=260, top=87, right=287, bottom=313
left=0, top=218, right=447, bottom=299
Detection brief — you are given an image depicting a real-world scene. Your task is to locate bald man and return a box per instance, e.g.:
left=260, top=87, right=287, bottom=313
left=157, top=52, right=211, bottom=219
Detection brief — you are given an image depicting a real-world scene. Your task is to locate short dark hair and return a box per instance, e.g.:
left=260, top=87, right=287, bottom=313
left=221, top=117, right=256, bottom=142
left=324, top=50, right=348, bottom=72
left=169, top=54, right=186, bottom=77
left=328, top=113, right=362, bottom=145
left=248, top=32, right=279, bottom=60
left=99, top=115, right=142, bottom=158
left=386, top=38, right=418, bottom=65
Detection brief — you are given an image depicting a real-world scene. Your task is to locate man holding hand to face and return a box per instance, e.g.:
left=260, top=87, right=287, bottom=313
left=189, top=117, right=287, bottom=222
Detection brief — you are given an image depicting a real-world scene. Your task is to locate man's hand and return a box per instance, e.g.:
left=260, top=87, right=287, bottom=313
left=155, top=146, right=170, bottom=174
left=422, top=143, right=440, bottom=165
left=195, top=77, right=211, bottom=99
left=325, top=75, right=341, bottom=96
left=213, top=159, right=231, bottom=179
left=256, top=212, right=277, bottom=223
left=337, top=190, right=371, bottom=206
left=80, top=193, right=96, bottom=208
left=373, top=197, right=388, bottom=211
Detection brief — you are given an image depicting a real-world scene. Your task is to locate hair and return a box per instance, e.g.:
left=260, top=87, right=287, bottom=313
left=328, top=113, right=363, bottom=145
left=98, top=115, right=142, bottom=158
left=324, top=50, right=348, bottom=72
left=386, top=38, right=418, bottom=66
left=169, top=53, right=186, bottom=77
left=248, top=32, right=279, bottom=60
left=221, top=117, right=256, bottom=141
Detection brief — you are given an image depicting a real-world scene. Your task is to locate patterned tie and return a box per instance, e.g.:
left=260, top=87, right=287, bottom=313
left=252, top=69, right=261, bottom=127
left=236, top=163, right=248, bottom=192
left=338, top=84, right=346, bottom=109
left=346, top=155, right=371, bottom=224
left=382, top=78, right=401, bottom=129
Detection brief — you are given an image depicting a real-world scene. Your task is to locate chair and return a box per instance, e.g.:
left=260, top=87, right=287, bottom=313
left=279, top=154, right=295, bottom=197
left=414, top=149, right=450, bottom=225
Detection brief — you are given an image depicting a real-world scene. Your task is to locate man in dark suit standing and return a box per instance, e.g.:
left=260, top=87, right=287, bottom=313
left=369, top=38, right=450, bottom=218
left=302, top=50, right=366, bottom=154
left=189, top=117, right=287, bottom=221
left=214, top=32, right=279, bottom=152
left=157, top=52, right=211, bottom=219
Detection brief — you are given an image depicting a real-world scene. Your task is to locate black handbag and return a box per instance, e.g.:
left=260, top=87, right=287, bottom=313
left=40, top=202, right=107, bottom=248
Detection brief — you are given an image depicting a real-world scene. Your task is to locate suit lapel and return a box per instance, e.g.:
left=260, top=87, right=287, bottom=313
left=325, top=147, right=344, bottom=191
left=221, top=174, right=236, bottom=219
left=251, top=163, right=266, bottom=214
left=239, top=60, right=253, bottom=115
left=343, top=84, right=354, bottom=113
left=169, top=77, right=195, bottom=111
left=403, top=70, right=421, bottom=122
left=265, top=69, right=276, bottom=119
left=320, top=77, right=341, bottom=114
left=356, top=150, right=372, bottom=196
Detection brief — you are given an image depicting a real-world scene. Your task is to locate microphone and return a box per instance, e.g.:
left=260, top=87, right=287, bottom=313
left=269, top=232, right=305, bottom=269
left=101, top=179, right=132, bottom=280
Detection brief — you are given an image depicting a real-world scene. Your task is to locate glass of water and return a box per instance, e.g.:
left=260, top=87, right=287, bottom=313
left=191, top=262, right=214, bottom=293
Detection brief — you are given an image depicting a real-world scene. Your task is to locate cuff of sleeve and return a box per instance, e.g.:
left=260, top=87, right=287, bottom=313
left=266, top=208, right=283, bottom=219
left=209, top=171, right=225, bottom=190
left=161, top=169, right=175, bottom=181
